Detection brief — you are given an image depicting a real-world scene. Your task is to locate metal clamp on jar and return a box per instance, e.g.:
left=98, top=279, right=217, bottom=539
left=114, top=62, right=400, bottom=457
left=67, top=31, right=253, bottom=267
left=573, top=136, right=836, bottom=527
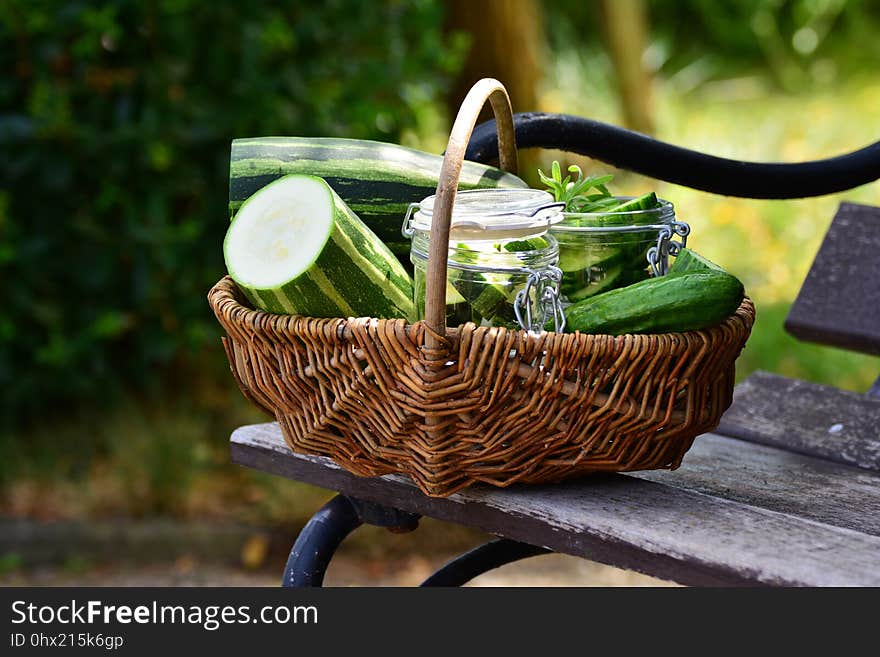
left=403, top=188, right=566, bottom=333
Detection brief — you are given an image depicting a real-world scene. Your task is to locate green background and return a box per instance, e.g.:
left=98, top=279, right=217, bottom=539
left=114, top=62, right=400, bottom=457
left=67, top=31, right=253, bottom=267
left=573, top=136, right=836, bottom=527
left=1, top=1, right=878, bottom=574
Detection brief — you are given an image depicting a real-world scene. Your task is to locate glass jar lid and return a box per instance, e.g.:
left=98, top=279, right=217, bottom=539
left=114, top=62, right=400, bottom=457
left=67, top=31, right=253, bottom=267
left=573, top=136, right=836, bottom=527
left=406, top=188, right=564, bottom=240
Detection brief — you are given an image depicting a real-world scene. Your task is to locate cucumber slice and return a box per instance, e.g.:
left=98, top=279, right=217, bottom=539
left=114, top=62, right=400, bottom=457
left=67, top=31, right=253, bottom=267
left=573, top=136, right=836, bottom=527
left=451, top=271, right=485, bottom=303
left=502, top=236, right=549, bottom=252
left=472, top=284, right=509, bottom=318
left=669, top=248, right=727, bottom=275
left=558, top=241, right=624, bottom=272
left=607, top=192, right=659, bottom=213
left=455, top=242, right=480, bottom=264
left=563, top=263, right=627, bottom=302
left=446, top=282, right=466, bottom=305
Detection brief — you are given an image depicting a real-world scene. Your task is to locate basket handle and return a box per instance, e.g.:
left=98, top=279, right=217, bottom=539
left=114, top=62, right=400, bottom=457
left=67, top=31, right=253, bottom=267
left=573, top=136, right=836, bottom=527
left=424, top=78, right=518, bottom=349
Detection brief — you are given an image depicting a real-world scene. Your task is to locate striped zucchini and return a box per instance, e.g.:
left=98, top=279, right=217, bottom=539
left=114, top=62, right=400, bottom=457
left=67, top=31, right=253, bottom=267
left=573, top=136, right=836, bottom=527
left=224, top=174, right=414, bottom=320
left=229, top=137, right=529, bottom=248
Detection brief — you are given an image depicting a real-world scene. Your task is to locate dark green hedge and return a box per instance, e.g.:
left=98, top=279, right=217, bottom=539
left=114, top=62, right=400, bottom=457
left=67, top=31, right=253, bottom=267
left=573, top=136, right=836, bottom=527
left=0, top=0, right=460, bottom=428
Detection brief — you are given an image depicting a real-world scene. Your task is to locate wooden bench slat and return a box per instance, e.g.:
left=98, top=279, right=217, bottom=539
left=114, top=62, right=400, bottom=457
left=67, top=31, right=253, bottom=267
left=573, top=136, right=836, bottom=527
left=784, top=201, right=880, bottom=355
left=231, top=423, right=880, bottom=587
left=634, top=432, right=880, bottom=537
left=868, top=374, right=880, bottom=399
left=717, top=370, right=880, bottom=472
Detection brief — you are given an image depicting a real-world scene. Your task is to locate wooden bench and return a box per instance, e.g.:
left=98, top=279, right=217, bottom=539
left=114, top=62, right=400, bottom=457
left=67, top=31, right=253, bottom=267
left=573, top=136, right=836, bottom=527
left=229, top=117, right=880, bottom=587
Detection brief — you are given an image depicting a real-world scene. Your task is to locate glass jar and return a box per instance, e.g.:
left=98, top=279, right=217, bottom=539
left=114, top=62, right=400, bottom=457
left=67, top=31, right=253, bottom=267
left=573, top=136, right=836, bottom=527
left=549, top=197, right=690, bottom=305
left=404, top=188, right=566, bottom=333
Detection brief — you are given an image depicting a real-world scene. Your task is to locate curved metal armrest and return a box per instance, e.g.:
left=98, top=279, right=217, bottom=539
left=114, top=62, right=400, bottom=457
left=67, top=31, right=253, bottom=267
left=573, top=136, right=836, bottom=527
left=467, top=112, right=880, bottom=199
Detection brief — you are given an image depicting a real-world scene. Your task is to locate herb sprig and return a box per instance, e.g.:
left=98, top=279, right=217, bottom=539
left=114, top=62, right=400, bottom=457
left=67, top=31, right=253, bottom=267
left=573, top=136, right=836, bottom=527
left=538, top=161, right=619, bottom=213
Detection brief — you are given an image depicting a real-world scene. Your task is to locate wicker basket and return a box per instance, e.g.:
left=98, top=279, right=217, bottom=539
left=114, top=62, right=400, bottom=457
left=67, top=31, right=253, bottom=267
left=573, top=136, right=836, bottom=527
left=209, top=79, right=755, bottom=498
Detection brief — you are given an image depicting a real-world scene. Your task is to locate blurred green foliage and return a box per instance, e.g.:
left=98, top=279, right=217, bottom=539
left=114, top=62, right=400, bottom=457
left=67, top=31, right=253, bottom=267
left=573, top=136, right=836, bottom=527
left=553, top=0, right=880, bottom=90
left=2, top=0, right=879, bottom=505
left=651, top=0, right=880, bottom=90
left=0, top=0, right=462, bottom=430
left=543, top=14, right=880, bottom=393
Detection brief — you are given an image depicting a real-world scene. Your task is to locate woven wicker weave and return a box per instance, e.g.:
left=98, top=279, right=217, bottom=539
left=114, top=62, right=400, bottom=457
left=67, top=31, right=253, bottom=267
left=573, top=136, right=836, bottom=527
left=209, top=79, right=755, bottom=497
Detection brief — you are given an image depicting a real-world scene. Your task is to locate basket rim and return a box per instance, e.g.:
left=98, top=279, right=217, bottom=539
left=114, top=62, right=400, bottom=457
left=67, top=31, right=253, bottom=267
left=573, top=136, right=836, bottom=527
left=208, top=274, right=756, bottom=344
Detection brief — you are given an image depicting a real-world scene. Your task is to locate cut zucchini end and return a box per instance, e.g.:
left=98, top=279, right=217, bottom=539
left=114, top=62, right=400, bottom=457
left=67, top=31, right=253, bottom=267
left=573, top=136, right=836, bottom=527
left=224, top=175, right=334, bottom=290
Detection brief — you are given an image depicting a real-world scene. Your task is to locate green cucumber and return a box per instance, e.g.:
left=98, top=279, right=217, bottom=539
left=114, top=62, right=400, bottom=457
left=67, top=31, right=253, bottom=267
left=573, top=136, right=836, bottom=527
left=445, top=282, right=466, bottom=305
left=229, top=137, right=529, bottom=251
left=439, top=239, right=549, bottom=329
left=558, top=240, right=624, bottom=273
left=607, top=192, right=659, bottom=213
left=501, top=236, right=549, bottom=252
left=564, top=271, right=744, bottom=335
left=471, top=284, right=509, bottom=318
left=224, top=174, right=415, bottom=320
left=561, top=262, right=651, bottom=303
left=562, top=262, right=628, bottom=302
left=669, top=247, right=728, bottom=275
left=448, top=273, right=516, bottom=327
left=450, top=271, right=484, bottom=303
left=558, top=231, right=654, bottom=302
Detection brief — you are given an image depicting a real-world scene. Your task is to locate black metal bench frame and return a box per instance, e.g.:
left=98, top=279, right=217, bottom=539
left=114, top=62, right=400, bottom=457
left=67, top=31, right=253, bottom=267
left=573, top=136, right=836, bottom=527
left=238, top=114, right=880, bottom=587
left=281, top=494, right=549, bottom=587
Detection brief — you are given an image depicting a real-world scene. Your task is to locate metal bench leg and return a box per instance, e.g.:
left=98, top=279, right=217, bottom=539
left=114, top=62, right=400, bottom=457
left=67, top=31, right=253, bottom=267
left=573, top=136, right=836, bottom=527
left=283, top=495, right=361, bottom=587
left=283, top=494, right=420, bottom=587
left=421, top=538, right=552, bottom=587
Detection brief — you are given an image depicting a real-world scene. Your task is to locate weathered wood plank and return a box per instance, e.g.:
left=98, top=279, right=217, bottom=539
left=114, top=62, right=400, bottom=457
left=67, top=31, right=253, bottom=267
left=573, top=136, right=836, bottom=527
left=784, top=201, right=880, bottom=355
left=869, top=375, right=880, bottom=399
left=231, top=423, right=880, bottom=587
left=634, top=432, right=880, bottom=536
left=717, top=370, right=880, bottom=472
